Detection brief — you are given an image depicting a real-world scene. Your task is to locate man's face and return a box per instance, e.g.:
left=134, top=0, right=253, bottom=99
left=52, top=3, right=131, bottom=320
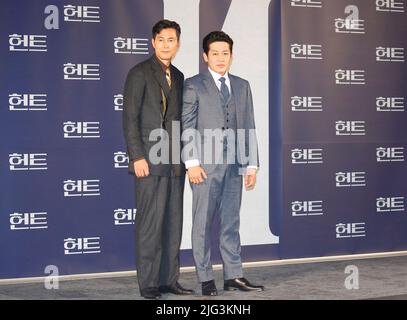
left=203, top=41, right=232, bottom=76
left=152, top=28, right=179, bottom=64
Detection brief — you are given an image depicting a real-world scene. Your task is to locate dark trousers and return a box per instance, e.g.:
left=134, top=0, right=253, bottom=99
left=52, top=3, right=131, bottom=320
left=134, top=174, right=185, bottom=291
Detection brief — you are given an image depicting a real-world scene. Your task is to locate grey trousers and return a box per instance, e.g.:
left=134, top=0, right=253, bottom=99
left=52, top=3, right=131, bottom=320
left=191, top=164, right=243, bottom=282
left=134, top=175, right=184, bottom=291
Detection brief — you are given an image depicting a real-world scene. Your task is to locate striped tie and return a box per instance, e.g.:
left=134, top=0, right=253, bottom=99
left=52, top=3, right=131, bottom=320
left=161, top=68, right=171, bottom=116
left=166, top=68, right=171, bottom=88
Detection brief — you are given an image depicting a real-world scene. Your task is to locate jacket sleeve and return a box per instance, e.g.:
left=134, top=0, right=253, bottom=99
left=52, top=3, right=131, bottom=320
left=246, top=82, right=260, bottom=168
left=122, top=67, right=146, bottom=162
left=181, top=78, right=200, bottom=166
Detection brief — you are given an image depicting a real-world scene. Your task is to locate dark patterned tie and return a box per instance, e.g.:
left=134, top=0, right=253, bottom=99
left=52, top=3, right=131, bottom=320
left=165, top=68, right=171, bottom=88
left=161, top=68, right=171, bottom=116
left=219, top=77, right=229, bottom=102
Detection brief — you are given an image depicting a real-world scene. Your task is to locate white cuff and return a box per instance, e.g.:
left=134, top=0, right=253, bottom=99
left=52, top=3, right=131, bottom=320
left=247, top=166, right=258, bottom=170
left=185, top=159, right=200, bottom=169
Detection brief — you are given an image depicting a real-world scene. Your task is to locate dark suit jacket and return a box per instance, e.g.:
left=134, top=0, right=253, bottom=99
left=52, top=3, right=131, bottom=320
left=123, top=55, right=185, bottom=176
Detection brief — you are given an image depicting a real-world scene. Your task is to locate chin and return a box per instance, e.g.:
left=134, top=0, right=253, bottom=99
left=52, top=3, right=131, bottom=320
left=159, top=54, right=171, bottom=60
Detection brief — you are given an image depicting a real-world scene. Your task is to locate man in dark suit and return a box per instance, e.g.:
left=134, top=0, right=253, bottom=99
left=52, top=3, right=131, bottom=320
left=123, top=20, right=192, bottom=299
left=182, top=31, right=265, bottom=296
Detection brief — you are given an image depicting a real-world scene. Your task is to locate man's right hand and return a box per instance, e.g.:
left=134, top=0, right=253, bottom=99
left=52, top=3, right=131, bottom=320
left=133, top=158, right=149, bottom=178
left=187, top=166, right=207, bottom=184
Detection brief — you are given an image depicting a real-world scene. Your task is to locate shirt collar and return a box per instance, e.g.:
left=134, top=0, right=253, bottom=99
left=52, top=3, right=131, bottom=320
left=208, top=67, right=229, bottom=84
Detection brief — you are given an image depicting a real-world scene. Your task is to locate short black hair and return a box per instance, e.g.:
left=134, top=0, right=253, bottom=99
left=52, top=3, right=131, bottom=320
left=152, top=19, right=181, bottom=39
left=203, top=31, right=233, bottom=54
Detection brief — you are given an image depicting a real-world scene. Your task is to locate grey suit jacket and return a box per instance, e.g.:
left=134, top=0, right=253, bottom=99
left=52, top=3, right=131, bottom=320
left=123, top=55, right=185, bottom=176
left=181, top=69, right=259, bottom=174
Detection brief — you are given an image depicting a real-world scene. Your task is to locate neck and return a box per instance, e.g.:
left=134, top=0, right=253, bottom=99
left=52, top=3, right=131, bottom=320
left=156, top=55, right=171, bottom=67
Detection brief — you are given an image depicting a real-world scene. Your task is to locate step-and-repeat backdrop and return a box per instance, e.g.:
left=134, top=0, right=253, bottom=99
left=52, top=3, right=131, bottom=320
left=0, top=0, right=406, bottom=280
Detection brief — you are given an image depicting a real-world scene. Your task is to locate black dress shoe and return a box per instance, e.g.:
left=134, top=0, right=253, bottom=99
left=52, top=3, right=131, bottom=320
left=202, top=280, right=218, bottom=296
left=159, top=282, right=194, bottom=295
left=140, top=287, right=162, bottom=299
left=224, top=277, right=265, bottom=292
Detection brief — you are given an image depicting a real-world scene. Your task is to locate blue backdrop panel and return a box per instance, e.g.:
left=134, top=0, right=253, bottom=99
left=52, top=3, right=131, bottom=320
left=280, top=0, right=407, bottom=258
left=0, top=0, right=162, bottom=278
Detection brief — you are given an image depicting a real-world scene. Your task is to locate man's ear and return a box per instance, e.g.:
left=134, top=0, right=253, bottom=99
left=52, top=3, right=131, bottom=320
left=151, top=38, right=156, bottom=50
left=203, top=52, right=208, bottom=63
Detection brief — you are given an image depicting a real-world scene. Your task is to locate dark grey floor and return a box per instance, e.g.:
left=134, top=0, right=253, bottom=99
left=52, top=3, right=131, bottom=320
left=1, top=255, right=407, bottom=300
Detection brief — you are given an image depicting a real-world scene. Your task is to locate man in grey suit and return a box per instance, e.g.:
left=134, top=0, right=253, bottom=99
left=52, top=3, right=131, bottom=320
left=182, top=31, right=265, bottom=296
left=123, top=20, right=192, bottom=299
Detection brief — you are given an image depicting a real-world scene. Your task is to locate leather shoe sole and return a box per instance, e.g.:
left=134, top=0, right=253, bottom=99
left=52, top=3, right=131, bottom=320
left=224, top=285, right=264, bottom=292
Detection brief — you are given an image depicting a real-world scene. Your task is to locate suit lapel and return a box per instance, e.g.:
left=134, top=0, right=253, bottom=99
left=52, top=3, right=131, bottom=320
left=150, top=56, right=171, bottom=99
left=166, top=66, right=181, bottom=116
left=229, top=74, right=239, bottom=105
left=229, top=74, right=243, bottom=127
left=169, top=65, right=180, bottom=96
left=202, top=70, right=223, bottom=105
